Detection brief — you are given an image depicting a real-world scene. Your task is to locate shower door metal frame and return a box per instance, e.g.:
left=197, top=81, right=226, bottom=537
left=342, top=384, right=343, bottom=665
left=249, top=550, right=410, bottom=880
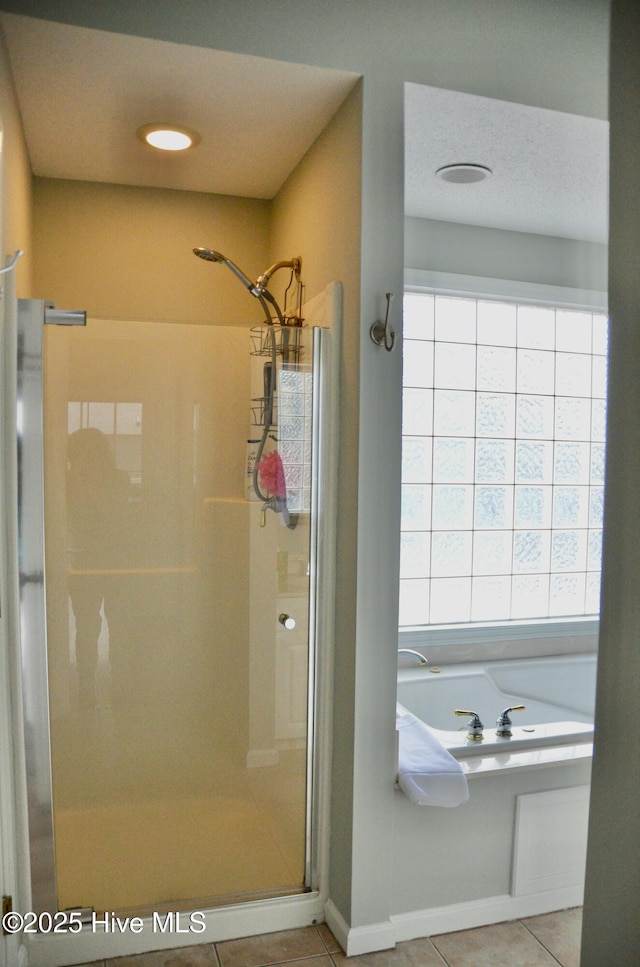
left=15, top=304, right=332, bottom=917
left=303, top=306, right=339, bottom=902
left=15, top=299, right=86, bottom=916
left=305, top=324, right=328, bottom=891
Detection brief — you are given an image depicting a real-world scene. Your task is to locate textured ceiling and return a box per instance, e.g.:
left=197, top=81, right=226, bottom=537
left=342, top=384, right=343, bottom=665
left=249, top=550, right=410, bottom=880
left=2, top=16, right=609, bottom=242
left=405, top=83, right=609, bottom=243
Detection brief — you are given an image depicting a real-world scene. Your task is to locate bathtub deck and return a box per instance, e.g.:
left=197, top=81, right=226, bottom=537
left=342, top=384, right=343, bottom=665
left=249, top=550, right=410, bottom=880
left=456, top=740, right=593, bottom=777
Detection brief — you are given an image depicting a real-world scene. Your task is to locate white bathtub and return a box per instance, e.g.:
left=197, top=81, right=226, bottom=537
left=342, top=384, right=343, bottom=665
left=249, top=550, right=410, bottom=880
left=397, top=653, right=596, bottom=758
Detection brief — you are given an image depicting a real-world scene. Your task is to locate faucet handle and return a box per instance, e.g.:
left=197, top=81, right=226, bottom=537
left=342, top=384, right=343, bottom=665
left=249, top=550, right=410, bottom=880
left=454, top=709, right=484, bottom=741
left=496, top=705, right=525, bottom=736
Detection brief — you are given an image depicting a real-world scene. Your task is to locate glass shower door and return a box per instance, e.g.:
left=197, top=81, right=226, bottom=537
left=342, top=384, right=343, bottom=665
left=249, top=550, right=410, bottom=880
left=33, top=312, right=317, bottom=915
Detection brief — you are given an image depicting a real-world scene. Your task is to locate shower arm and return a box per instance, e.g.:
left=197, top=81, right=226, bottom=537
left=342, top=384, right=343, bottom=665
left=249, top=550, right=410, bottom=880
left=193, top=247, right=300, bottom=325
left=212, top=257, right=287, bottom=324
left=254, top=257, right=301, bottom=325
left=255, top=257, right=301, bottom=295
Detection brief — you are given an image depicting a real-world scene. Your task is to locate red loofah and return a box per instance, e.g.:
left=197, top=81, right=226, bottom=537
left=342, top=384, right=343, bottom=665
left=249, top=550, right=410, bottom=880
left=257, top=450, right=287, bottom=498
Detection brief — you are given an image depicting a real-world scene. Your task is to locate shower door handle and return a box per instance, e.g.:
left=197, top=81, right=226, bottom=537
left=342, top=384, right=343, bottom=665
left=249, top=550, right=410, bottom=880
left=44, top=307, right=87, bottom=326
left=279, top=613, right=296, bottom=630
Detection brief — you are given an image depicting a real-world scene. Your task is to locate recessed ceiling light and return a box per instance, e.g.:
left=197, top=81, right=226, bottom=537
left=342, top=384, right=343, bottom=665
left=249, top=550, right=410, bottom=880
left=137, top=123, right=201, bottom=151
left=435, top=164, right=492, bottom=184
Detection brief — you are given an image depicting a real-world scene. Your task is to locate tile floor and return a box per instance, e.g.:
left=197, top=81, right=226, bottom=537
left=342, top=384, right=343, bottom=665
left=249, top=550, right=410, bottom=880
left=75, top=906, right=582, bottom=967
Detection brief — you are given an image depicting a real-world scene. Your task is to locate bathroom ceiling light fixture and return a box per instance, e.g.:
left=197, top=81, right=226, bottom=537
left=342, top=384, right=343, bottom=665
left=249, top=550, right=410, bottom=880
left=137, top=123, right=201, bottom=151
left=435, top=163, right=492, bottom=183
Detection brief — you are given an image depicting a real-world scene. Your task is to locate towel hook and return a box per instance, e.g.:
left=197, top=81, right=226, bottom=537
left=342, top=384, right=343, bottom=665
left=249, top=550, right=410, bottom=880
left=370, top=292, right=396, bottom=352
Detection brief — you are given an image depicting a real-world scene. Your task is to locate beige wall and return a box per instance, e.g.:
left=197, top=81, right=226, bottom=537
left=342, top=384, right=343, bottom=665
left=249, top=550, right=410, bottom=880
left=269, top=83, right=362, bottom=311
left=32, top=178, right=271, bottom=324
left=0, top=25, right=32, bottom=295
left=271, top=79, right=362, bottom=906
left=32, top=80, right=362, bottom=329
left=270, top=83, right=362, bottom=913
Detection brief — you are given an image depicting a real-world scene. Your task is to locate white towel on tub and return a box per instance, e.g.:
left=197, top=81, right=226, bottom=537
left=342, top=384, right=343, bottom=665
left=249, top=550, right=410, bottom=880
left=396, top=705, right=469, bottom=807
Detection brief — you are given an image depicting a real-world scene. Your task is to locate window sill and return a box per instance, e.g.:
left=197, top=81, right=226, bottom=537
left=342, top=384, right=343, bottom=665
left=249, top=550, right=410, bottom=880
left=398, top=617, right=598, bottom=665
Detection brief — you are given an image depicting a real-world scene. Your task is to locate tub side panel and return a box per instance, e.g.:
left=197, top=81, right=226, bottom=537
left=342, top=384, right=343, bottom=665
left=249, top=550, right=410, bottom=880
left=390, top=761, right=591, bottom=915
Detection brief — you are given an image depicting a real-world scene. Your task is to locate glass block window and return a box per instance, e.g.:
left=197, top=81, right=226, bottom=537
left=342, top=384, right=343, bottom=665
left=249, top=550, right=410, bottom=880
left=400, top=292, right=608, bottom=627
left=278, top=365, right=313, bottom=514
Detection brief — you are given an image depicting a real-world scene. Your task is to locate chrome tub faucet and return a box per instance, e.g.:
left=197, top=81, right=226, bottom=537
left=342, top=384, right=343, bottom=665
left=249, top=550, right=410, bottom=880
left=397, top=648, right=428, bottom=665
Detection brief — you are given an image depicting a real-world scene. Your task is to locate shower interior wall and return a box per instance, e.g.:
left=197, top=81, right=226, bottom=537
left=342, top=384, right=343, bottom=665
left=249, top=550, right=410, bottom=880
left=31, top=178, right=273, bottom=325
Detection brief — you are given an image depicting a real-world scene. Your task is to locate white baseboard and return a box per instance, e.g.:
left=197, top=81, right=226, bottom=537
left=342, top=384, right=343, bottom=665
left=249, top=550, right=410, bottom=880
left=324, top=899, right=395, bottom=957
left=391, top=886, right=584, bottom=943
left=326, top=886, right=583, bottom=956
left=323, top=899, right=349, bottom=952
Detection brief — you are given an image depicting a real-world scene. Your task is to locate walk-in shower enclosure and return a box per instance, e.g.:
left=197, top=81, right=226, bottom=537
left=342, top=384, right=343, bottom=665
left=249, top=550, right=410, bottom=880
left=13, top=293, right=337, bottom=922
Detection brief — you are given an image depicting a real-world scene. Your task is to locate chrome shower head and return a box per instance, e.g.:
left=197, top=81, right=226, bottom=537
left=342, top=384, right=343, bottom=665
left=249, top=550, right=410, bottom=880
left=193, top=246, right=258, bottom=293
left=193, top=246, right=300, bottom=328
left=193, top=247, right=226, bottom=263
